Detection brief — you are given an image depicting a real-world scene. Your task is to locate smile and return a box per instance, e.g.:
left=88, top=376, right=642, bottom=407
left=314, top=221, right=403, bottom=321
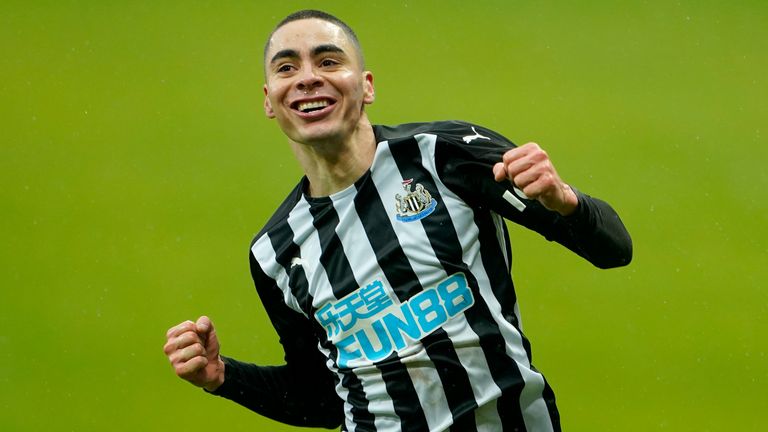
left=298, top=100, right=329, bottom=112
left=291, top=98, right=336, bottom=114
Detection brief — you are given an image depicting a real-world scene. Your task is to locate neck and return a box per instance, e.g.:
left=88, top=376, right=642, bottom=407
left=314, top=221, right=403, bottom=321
left=290, top=113, right=376, bottom=197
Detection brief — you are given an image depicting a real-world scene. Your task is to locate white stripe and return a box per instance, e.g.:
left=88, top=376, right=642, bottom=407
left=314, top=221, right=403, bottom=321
left=416, top=133, right=504, bottom=430
left=416, top=133, right=553, bottom=431
left=370, top=140, right=452, bottom=431
left=445, top=317, right=503, bottom=428
left=328, top=190, right=400, bottom=431
left=252, top=198, right=363, bottom=426
left=371, top=140, right=450, bottom=290
left=328, top=190, right=376, bottom=289
left=286, top=195, right=376, bottom=430
left=316, top=345, right=357, bottom=432
left=356, top=364, right=401, bottom=431
left=503, top=189, right=527, bottom=212
left=475, top=398, right=503, bottom=432
left=411, top=138, right=503, bottom=406
left=491, top=212, right=523, bottom=328
left=518, top=367, right=553, bottom=432
left=417, top=133, right=532, bottom=361
left=250, top=232, right=304, bottom=316
left=491, top=212, right=509, bottom=268
left=285, top=196, right=335, bottom=306
left=403, top=350, right=453, bottom=432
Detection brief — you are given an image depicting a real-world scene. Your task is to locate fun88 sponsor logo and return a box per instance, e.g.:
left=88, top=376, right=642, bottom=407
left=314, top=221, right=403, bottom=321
left=314, top=273, right=474, bottom=368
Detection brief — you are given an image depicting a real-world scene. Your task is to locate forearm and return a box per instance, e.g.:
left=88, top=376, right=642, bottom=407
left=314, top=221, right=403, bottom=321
left=552, top=189, right=633, bottom=268
left=208, top=356, right=343, bottom=429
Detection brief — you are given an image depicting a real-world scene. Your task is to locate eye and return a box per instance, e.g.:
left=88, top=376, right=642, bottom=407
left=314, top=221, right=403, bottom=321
left=320, top=58, right=338, bottom=67
left=276, top=63, right=294, bottom=73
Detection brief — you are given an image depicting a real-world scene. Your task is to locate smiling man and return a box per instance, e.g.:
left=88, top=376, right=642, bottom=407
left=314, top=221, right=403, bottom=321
left=164, top=9, right=632, bottom=432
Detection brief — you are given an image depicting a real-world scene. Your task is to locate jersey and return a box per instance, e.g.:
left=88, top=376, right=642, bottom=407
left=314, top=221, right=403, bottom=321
left=210, top=120, right=633, bottom=432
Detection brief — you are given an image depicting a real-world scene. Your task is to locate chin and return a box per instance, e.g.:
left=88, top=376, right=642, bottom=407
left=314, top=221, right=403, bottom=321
left=293, top=125, right=344, bottom=145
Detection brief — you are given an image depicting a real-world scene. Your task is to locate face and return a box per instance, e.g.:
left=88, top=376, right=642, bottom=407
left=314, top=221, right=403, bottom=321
left=263, top=19, right=375, bottom=146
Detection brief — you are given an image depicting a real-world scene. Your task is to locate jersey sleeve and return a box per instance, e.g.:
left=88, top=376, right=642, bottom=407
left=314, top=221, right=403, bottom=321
left=206, top=252, right=343, bottom=429
left=434, top=121, right=632, bottom=268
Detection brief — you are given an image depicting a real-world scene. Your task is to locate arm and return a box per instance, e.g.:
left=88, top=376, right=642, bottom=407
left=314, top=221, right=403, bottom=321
left=492, top=142, right=632, bottom=268
left=161, top=253, right=343, bottom=428
left=205, top=253, right=343, bottom=428
left=435, top=124, right=632, bottom=268
left=164, top=316, right=341, bottom=428
left=209, top=354, right=342, bottom=428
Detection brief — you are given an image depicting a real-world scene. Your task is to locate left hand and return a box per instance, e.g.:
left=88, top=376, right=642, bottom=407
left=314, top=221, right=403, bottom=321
left=492, top=142, right=579, bottom=216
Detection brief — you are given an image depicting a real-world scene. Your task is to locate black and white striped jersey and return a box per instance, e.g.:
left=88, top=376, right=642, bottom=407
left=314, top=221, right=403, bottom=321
left=212, top=120, right=632, bottom=431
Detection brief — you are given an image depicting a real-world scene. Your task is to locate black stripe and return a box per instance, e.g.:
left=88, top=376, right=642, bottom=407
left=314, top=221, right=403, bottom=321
left=267, top=220, right=348, bottom=401
left=393, top=135, right=551, bottom=430
left=306, top=196, right=375, bottom=428
left=315, top=334, right=387, bottom=432
left=484, top=219, right=533, bottom=360
left=340, top=367, right=375, bottom=431
left=541, top=376, right=561, bottom=431
left=354, top=174, right=422, bottom=302
left=267, top=218, right=313, bottom=315
left=474, top=212, right=527, bottom=343
left=450, top=414, right=478, bottom=432
left=477, top=210, right=561, bottom=431
left=496, top=393, right=527, bottom=431
left=377, top=354, right=431, bottom=432
left=423, top=330, right=478, bottom=430
left=307, top=196, right=358, bottom=298
left=389, top=137, right=480, bottom=431
left=354, top=174, right=430, bottom=432
left=474, top=215, right=528, bottom=430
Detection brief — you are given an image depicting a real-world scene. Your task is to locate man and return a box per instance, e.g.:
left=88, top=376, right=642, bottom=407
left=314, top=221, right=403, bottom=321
left=164, top=9, right=631, bottom=432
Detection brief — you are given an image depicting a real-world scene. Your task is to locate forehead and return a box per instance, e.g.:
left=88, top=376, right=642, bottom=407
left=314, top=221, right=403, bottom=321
left=266, top=18, right=354, bottom=60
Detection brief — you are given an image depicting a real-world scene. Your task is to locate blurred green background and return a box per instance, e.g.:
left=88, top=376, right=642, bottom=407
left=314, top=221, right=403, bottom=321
left=2, top=1, right=766, bottom=430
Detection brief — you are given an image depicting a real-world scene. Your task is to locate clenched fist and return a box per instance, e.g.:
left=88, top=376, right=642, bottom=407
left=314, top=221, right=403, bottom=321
left=492, top=142, right=579, bottom=216
left=163, top=316, right=225, bottom=392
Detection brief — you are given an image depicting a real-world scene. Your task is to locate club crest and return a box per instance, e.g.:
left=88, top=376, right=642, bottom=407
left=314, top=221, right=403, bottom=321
left=395, top=179, right=437, bottom=222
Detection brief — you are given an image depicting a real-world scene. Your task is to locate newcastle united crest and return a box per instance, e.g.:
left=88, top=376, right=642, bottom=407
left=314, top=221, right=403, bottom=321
left=395, top=179, right=437, bottom=222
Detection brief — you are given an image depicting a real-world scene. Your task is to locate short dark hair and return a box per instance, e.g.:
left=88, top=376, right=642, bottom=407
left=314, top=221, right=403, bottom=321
left=263, top=9, right=365, bottom=68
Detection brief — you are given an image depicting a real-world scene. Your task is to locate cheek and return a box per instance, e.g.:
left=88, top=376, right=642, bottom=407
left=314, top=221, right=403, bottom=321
left=266, top=82, right=287, bottom=101
left=337, top=71, right=364, bottom=93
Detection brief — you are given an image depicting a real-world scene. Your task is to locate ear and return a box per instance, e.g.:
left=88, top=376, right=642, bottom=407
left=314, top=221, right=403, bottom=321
left=263, top=84, right=275, bottom=118
left=362, top=71, right=375, bottom=105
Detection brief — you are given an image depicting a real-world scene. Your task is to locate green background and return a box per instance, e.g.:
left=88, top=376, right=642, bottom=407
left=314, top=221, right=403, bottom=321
left=2, top=1, right=766, bottom=430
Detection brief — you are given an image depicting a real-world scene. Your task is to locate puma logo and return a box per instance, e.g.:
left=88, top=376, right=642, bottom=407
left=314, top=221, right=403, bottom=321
left=462, top=126, right=491, bottom=143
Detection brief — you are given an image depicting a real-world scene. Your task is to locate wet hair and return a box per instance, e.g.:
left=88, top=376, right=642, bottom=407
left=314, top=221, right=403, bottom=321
left=263, top=9, right=365, bottom=68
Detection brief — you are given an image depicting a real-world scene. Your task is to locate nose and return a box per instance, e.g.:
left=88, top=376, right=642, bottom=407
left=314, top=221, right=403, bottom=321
left=296, top=66, right=323, bottom=94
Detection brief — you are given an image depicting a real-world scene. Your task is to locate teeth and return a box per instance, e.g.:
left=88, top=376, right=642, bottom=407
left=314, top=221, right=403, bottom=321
left=298, top=100, right=330, bottom=112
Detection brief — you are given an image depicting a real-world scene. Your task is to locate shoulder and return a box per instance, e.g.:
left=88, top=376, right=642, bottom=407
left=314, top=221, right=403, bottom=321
left=250, top=179, right=305, bottom=248
left=373, top=120, right=515, bottom=148
left=373, top=120, right=477, bottom=142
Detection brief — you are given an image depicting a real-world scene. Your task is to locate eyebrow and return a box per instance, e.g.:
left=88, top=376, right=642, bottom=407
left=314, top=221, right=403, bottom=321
left=269, top=44, right=347, bottom=65
left=312, top=44, right=345, bottom=57
left=269, top=48, right=299, bottom=65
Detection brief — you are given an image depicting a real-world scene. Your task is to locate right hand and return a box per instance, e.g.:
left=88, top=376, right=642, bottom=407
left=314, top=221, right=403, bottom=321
left=492, top=142, right=579, bottom=216
left=163, top=315, right=225, bottom=392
